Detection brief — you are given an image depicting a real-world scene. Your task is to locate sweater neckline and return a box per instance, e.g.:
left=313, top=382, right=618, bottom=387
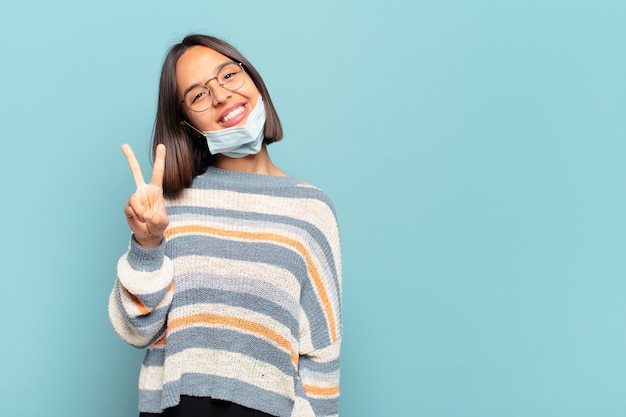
left=199, top=166, right=301, bottom=188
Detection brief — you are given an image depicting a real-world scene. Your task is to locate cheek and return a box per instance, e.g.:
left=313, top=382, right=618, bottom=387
left=187, top=111, right=220, bottom=132
left=248, top=86, right=261, bottom=101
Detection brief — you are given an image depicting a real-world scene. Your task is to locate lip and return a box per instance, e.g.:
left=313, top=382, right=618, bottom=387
left=218, top=102, right=249, bottom=128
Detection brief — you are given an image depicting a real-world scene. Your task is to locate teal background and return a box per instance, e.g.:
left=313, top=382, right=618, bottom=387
left=1, top=0, right=624, bottom=416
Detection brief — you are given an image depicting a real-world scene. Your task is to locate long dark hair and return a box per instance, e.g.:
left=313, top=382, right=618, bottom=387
left=152, top=34, right=283, bottom=198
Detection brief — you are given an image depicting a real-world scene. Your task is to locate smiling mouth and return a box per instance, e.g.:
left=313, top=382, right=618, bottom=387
left=222, top=105, right=246, bottom=123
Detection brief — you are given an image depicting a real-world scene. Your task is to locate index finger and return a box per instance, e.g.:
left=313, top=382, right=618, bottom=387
left=150, top=144, right=166, bottom=187
left=121, top=143, right=146, bottom=188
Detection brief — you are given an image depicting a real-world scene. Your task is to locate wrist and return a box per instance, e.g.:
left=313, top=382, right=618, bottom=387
left=127, top=234, right=166, bottom=271
left=134, top=234, right=163, bottom=249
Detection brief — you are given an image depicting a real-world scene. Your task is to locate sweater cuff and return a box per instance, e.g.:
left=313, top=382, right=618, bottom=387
left=127, top=235, right=166, bottom=272
left=117, top=235, right=173, bottom=297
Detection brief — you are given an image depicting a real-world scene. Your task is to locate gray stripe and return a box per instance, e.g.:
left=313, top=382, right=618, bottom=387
left=142, top=346, right=166, bottom=367
left=126, top=236, right=165, bottom=272
left=191, top=166, right=300, bottom=196
left=166, top=327, right=294, bottom=373
left=175, top=272, right=299, bottom=320
left=158, top=373, right=294, bottom=417
left=167, top=234, right=333, bottom=345
left=302, top=368, right=340, bottom=383
left=167, top=204, right=338, bottom=277
left=190, top=167, right=336, bottom=212
left=167, top=206, right=341, bottom=306
left=125, top=284, right=171, bottom=311
left=300, top=280, right=332, bottom=347
left=166, top=235, right=310, bottom=282
left=113, top=283, right=168, bottom=342
left=171, top=287, right=298, bottom=337
left=138, top=389, right=166, bottom=413
left=300, top=356, right=340, bottom=374
left=168, top=236, right=333, bottom=348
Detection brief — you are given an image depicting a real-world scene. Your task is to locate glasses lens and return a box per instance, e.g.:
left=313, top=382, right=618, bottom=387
left=183, top=63, right=245, bottom=112
left=218, top=63, right=245, bottom=90
left=185, top=86, right=211, bottom=112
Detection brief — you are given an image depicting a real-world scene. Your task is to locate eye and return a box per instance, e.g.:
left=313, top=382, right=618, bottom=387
left=192, top=90, right=206, bottom=103
left=222, top=71, right=237, bottom=80
left=219, top=63, right=244, bottom=87
left=188, top=87, right=210, bottom=105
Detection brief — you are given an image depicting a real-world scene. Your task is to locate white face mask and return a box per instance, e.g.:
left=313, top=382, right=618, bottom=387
left=184, top=96, right=266, bottom=158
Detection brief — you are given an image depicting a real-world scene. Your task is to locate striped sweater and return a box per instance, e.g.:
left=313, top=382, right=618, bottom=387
left=108, top=166, right=342, bottom=417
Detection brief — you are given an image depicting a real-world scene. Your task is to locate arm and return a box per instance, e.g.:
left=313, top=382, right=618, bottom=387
left=108, top=236, right=174, bottom=348
left=295, top=204, right=343, bottom=417
left=295, top=316, right=342, bottom=417
left=109, top=143, right=172, bottom=347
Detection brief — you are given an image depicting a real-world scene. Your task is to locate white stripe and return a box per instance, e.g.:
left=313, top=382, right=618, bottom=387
left=117, top=252, right=174, bottom=295
left=108, top=290, right=154, bottom=347
left=166, top=215, right=341, bottom=323
left=139, top=363, right=164, bottom=391
left=173, top=255, right=301, bottom=319
left=168, top=303, right=298, bottom=350
left=155, top=348, right=296, bottom=397
left=174, top=255, right=301, bottom=297
left=172, top=188, right=336, bottom=245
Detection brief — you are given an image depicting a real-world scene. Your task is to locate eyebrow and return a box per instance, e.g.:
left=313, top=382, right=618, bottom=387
left=181, top=61, right=235, bottom=98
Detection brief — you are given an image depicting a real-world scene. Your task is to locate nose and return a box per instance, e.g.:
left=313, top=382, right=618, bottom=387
left=207, top=79, right=231, bottom=106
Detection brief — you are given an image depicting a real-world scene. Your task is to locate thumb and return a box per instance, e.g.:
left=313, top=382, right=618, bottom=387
left=147, top=211, right=169, bottom=233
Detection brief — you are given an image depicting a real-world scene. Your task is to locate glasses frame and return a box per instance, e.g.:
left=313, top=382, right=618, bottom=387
left=180, top=62, right=246, bottom=113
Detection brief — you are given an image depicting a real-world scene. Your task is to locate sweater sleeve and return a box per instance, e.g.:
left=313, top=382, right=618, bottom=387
left=295, top=331, right=342, bottom=417
left=294, top=205, right=343, bottom=417
left=108, top=236, right=174, bottom=348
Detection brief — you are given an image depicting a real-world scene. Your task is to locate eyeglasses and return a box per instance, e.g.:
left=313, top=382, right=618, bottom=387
left=181, top=62, right=246, bottom=112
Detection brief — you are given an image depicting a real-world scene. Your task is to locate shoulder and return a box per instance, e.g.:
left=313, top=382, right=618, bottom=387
left=290, top=182, right=341, bottom=244
left=291, top=181, right=337, bottom=216
left=292, top=181, right=335, bottom=208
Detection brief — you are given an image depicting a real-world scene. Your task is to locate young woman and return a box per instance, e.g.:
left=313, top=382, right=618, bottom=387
left=108, top=34, right=342, bottom=417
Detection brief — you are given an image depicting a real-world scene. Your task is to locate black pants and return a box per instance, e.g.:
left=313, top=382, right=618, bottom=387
left=139, top=396, right=275, bottom=417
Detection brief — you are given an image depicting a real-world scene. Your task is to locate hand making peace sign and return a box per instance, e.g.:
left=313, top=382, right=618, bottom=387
left=122, top=143, right=169, bottom=248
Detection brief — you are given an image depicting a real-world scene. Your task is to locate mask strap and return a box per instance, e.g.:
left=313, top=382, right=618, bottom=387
left=182, top=120, right=204, bottom=136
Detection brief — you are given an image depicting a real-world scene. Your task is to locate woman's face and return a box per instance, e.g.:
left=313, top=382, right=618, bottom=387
left=176, top=46, right=261, bottom=132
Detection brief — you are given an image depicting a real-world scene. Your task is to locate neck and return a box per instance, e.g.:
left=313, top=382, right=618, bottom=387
left=212, top=145, right=286, bottom=176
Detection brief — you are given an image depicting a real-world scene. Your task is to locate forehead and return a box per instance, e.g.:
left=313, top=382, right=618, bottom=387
left=176, top=46, right=231, bottom=90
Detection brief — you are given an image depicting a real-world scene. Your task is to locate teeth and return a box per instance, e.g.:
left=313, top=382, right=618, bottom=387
left=223, top=106, right=245, bottom=122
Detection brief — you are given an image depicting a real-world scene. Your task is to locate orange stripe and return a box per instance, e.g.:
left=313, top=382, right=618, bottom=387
left=165, top=225, right=338, bottom=341
left=168, top=313, right=298, bottom=365
left=127, top=290, right=150, bottom=315
left=152, top=334, right=167, bottom=346
left=304, top=384, right=340, bottom=397
left=124, top=281, right=174, bottom=316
